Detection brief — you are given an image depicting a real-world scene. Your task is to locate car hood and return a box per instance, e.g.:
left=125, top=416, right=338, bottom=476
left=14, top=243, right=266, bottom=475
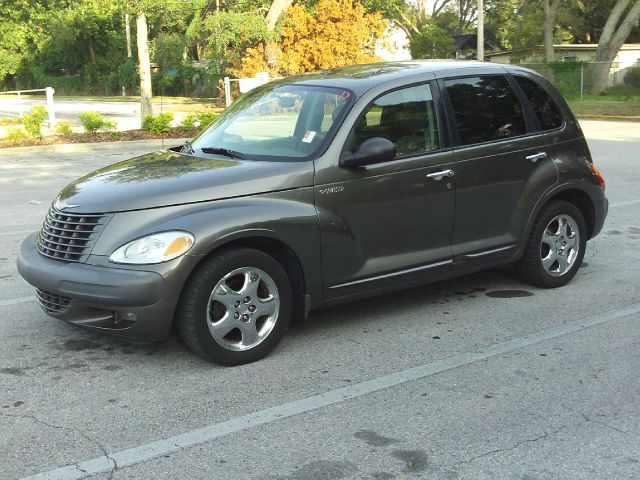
left=56, top=150, right=315, bottom=213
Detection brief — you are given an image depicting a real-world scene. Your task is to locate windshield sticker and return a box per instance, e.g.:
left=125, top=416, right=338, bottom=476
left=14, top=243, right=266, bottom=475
left=302, top=130, right=317, bottom=143
left=340, top=90, right=351, bottom=100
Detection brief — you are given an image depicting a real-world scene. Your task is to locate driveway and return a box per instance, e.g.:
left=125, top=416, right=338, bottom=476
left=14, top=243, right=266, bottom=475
left=0, top=121, right=639, bottom=479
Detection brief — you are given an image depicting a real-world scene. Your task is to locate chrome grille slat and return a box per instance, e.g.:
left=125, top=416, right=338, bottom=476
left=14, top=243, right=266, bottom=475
left=43, top=224, right=96, bottom=234
left=37, top=239, right=86, bottom=253
left=46, top=214, right=102, bottom=227
left=36, top=206, right=108, bottom=263
left=36, top=289, right=71, bottom=314
left=40, top=230, right=92, bottom=241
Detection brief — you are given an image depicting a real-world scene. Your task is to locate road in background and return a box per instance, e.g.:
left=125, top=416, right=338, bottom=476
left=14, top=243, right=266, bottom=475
left=0, top=121, right=639, bottom=479
left=0, top=96, right=213, bottom=131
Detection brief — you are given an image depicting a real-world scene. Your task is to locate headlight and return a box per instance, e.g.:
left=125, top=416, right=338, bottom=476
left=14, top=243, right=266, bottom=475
left=109, top=231, right=195, bottom=264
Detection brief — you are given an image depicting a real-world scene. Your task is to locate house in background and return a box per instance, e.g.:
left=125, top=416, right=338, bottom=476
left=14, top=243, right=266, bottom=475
left=485, top=44, right=640, bottom=86
left=453, top=34, right=497, bottom=59
left=376, top=22, right=412, bottom=62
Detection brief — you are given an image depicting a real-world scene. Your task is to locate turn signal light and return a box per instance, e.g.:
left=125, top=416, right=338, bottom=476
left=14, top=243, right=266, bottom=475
left=590, top=165, right=606, bottom=190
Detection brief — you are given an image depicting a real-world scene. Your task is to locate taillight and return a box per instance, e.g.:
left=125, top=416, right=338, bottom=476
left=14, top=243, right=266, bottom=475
left=590, top=165, right=605, bottom=190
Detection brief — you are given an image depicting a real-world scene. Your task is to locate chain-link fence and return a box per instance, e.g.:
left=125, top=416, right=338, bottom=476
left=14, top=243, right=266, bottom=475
left=506, top=61, right=640, bottom=100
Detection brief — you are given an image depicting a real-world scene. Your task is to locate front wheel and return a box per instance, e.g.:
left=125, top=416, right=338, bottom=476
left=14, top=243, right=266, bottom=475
left=177, top=248, right=293, bottom=365
left=516, top=201, right=586, bottom=288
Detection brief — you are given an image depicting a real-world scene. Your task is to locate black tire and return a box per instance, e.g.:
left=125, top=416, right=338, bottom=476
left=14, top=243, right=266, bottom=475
left=176, top=248, right=293, bottom=365
left=516, top=200, right=586, bottom=288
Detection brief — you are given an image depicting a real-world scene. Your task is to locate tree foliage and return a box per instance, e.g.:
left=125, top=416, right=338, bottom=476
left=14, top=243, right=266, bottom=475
left=237, top=0, right=387, bottom=77
left=410, top=21, right=457, bottom=59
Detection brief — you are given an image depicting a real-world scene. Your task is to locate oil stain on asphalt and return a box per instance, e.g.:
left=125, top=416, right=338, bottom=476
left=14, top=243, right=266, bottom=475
left=485, top=290, right=534, bottom=298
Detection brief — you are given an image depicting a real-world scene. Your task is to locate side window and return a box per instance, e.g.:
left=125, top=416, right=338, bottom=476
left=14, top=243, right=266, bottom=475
left=444, top=76, right=526, bottom=146
left=514, top=76, right=564, bottom=131
left=352, top=84, right=439, bottom=157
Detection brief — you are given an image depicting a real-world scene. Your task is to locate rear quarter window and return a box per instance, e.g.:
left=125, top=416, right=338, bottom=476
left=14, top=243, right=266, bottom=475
left=514, top=76, right=564, bottom=131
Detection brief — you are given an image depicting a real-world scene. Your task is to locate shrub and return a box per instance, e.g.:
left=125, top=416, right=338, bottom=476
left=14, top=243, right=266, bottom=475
left=179, top=112, right=218, bottom=131
left=624, top=67, right=640, bottom=88
left=54, top=120, right=74, bottom=136
left=5, top=126, right=28, bottom=144
left=23, top=105, right=48, bottom=138
left=142, top=112, right=174, bottom=134
left=79, top=112, right=116, bottom=133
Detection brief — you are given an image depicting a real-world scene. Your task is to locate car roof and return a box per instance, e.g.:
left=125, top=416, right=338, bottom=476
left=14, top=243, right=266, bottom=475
left=272, top=60, right=534, bottom=96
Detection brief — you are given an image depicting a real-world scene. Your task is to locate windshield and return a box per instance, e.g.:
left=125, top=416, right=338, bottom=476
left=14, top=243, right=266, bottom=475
left=192, top=84, right=353, bottom=161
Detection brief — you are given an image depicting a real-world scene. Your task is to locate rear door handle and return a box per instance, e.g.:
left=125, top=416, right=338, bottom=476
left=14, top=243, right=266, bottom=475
left=526, top=152, right=548, bottom=163
left=426, top=169, right=454, bottom=180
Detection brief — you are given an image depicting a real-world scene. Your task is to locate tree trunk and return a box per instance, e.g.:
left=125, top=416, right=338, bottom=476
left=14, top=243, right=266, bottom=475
left=265, top=0, right=293, bottom=30
left=136, top=12, right=153, bottom=121
left=590, top=0, right=640, bottom=94
left=543, top=0, right=560, bottom=63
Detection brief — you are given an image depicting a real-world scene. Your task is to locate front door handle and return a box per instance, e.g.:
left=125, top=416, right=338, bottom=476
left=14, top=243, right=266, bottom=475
left=526, top=152, right=548, bottom=163
left=426, top=169, right=454, bottom=180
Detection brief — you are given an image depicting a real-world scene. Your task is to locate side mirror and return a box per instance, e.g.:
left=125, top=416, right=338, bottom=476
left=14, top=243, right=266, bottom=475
left=340, top=137, right=396, bottom=168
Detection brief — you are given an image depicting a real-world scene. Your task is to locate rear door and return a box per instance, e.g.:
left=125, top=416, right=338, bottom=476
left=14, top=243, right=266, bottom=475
left=441, top=74, right=560, bottom=262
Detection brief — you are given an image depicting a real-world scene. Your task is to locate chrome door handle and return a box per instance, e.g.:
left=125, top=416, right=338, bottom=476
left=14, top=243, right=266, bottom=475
left=426, top=169, right=454, bottom=180
left=526, top=152, right=548, bottom=163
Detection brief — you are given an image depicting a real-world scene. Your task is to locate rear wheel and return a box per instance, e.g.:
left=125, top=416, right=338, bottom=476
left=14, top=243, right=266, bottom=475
left=516, top=201, right=586, bottom=288
left=177, top=248, right=292, bottom=365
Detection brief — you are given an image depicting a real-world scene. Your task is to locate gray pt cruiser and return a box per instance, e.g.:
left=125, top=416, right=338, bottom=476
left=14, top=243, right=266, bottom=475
left=17, top=61, right=608, bottom=365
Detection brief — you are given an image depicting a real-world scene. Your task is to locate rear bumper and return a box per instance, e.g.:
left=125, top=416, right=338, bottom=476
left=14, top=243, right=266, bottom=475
left=591, top=196, right=608, bottom=239
left=17, top=233, right=178, bottom=341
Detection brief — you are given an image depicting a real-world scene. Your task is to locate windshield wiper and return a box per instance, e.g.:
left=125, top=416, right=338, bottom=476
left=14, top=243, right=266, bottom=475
left=181, top=140, right=195, bottom=155
left=200, top=147, right=247, bottom=159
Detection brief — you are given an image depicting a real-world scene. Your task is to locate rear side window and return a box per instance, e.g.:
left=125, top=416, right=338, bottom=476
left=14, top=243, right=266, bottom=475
left=444, top=76, right=526, bottom=146
left=352, top=83, right=439, bottom=157
left=514, top=76, right=563, bottom=130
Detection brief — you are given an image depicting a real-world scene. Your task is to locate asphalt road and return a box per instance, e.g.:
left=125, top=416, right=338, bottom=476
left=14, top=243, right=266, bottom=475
left=0, top=97, right=191, bottom=131
left=0, top=121, right=639, bottom=480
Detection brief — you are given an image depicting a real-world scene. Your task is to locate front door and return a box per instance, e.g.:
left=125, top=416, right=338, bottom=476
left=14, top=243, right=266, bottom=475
left=315, top=82, right=456, bottom=299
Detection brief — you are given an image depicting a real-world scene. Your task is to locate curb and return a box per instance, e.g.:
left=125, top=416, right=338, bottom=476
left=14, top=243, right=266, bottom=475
left=0, top=137, right=191, bottom=156
left=576, top=115, right=640, bottom=122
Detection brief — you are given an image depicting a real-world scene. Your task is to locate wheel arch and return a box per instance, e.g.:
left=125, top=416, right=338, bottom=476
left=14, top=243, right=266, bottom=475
left=526, top=185, right=597, bottom=242
left=186, top=233, right=311, bottom=321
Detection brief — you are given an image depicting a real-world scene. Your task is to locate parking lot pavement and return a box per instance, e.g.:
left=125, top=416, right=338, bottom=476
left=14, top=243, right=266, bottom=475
left=1, top=120, right=639, bottom=480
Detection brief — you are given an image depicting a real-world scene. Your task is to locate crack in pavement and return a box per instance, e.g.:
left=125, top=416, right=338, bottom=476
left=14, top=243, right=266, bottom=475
left=459, top=425, right=569, bottom=465
left=562, top=404, right=629, bottom=435
left=0, top=412, right=117, bottom=478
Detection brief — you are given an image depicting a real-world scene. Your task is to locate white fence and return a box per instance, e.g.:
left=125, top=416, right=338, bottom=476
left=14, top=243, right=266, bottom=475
left=0, top=87, right=56, bottom=128
left=223, top=73, right=271, bottom=107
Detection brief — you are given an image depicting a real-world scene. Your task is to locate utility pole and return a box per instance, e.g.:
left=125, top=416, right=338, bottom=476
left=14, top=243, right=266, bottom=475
left=477, top=0, right=484, bottom=61
left=125, top=13, right=132, bottom=58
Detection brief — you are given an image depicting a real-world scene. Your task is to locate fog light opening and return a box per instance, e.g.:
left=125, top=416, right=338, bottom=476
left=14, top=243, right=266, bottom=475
left=114, top=311, right=138, bottom=325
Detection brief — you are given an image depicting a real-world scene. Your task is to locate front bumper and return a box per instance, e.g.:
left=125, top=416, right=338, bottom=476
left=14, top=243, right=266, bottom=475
left=17, top=233, right=178, bottom=341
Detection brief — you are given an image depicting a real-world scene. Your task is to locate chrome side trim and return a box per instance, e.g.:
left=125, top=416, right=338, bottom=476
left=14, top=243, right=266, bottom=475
left=457, top=245, right=516, bottom=260
left=329, top=259, right=453, bottom=289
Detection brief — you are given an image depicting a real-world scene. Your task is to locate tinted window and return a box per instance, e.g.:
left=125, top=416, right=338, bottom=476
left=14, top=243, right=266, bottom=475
left=515, top=76, right=563, bottom=130
left=444, top=76, right=526, bottom=145
left=352, top=84, right=439, bottom=157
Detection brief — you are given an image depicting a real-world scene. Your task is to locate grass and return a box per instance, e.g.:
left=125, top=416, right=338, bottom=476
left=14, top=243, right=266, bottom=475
left=569, top=98, right=640, bottom=118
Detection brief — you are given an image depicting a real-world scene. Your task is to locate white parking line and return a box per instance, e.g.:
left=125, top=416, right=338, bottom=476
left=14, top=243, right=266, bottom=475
left=0, top=296, right=34, bottom=306
left=20, top=301, right=640, bottom=480
left=610, top=199, right=640, bottom=208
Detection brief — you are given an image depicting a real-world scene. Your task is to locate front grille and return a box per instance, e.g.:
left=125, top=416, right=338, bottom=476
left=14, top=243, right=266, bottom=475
left=37, top=207, right=108, bottom=262
left=36, top=289, right=71, bottom=314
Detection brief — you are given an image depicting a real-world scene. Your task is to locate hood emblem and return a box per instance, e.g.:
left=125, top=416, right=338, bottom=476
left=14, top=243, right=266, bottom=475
left=54, top=200, right=81, bottom=211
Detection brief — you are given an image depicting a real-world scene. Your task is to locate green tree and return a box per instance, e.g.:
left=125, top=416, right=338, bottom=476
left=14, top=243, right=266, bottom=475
left=410, top=21, right=457, bottom=59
